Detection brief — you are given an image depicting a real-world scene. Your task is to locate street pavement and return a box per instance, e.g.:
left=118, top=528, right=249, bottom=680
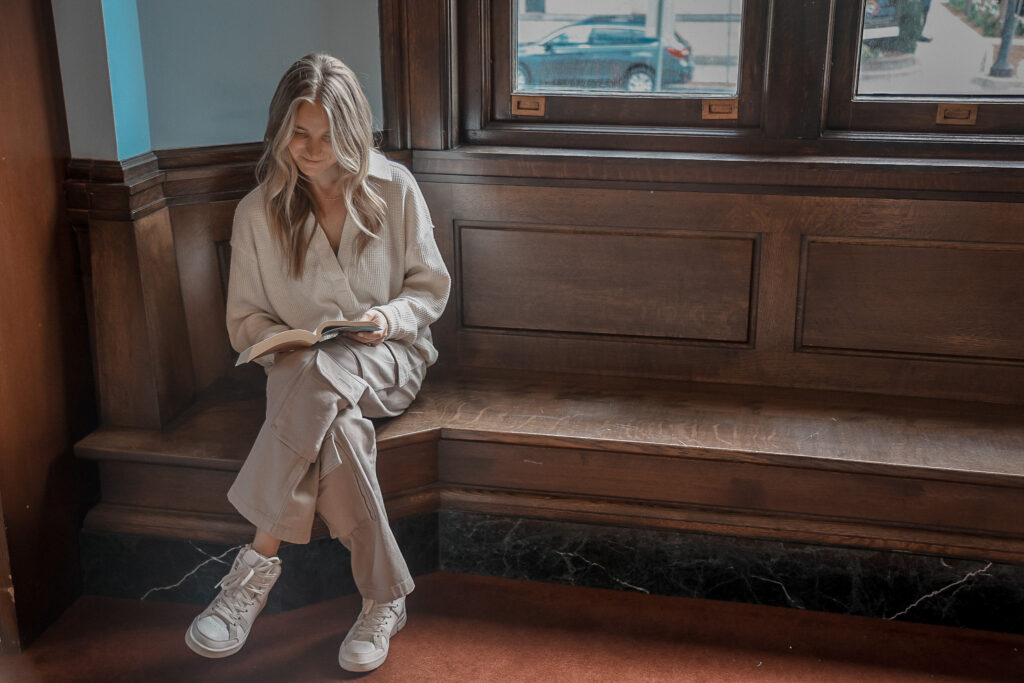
left=859, top=0, right=1024, bottom=95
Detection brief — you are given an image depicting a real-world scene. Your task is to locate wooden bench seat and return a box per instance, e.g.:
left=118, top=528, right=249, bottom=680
left=75, top=367, right=1024, bottom=563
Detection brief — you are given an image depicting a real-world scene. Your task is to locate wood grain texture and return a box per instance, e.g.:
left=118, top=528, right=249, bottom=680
left=440, top=440, right=1024, bottom=535
left=134, top=208, right=195, bottom=423
left=88, top=221, right=161, bottom=427
left=406, top=0, right=455, bottom=149
left=0, top=488, right=17, bottom=654
left=801, top=239, right=1024, bottom=361
left=78, top=370, right=1024, bottom=558
left=413, top=147, right=1024, bottom=197
left=458, top=224, right=755, bottom=342
left=171, top=201, right=238, bottom=392
left=419, top=181, right=1024, bottom=403
left=378, top=0, right=410, bottom=150
left=0, top=0, right=94, bottom=650
left=762, top=0, right=832, bottom=139
left=90, top=210, right=195, bottom=428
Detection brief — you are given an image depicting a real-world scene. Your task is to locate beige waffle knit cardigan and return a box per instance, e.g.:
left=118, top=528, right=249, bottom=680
left=225, top=151, right=450, bottom=369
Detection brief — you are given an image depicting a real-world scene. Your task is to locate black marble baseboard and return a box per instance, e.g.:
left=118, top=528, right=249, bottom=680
left=439, top=511, right=1024, bottom=636
left=82, top=510, right=1024, bottom=635
left=80, top=513, right=438, bottom=613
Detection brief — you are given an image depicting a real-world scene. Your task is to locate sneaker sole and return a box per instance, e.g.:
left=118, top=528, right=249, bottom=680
left=338, top=609, right=407, bottom=673
left=185, top=624, right=247, bottom=659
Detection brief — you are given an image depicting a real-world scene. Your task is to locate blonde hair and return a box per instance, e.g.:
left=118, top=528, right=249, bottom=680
left=256, top=53, right=386, bottom=277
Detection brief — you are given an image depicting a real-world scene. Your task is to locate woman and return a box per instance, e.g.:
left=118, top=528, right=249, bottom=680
left=184, top=53, right=450, bottom=673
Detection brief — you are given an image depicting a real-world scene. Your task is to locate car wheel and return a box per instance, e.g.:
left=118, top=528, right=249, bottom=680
left=625, top=67, right=654, bottom=93
left=516, top=65, right=529, bottom=91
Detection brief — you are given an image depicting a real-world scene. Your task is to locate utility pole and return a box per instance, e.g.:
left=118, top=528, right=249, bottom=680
left=654, top=0, right=673, bottom=91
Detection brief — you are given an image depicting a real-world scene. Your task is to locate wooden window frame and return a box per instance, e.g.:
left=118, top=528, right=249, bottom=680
left=826, top=0, right=1024, bottom=136
left=459, top=0, right=771, bottom=151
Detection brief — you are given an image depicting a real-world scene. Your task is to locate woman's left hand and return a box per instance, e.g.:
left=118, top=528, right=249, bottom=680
left=346, top=309, right=389, bottom=346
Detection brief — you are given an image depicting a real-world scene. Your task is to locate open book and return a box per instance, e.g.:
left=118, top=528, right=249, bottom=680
left=235, top=320, right=381, bottom=366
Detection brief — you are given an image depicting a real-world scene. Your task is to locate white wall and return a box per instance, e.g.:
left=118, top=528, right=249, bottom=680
left=136, top=0, right=383, bottom=150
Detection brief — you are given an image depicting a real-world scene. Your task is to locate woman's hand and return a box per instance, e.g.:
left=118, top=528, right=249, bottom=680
left=346, top=309, right=389, bottom=346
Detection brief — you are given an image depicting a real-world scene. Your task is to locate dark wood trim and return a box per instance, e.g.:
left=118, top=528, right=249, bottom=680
left=762, top=0, right=834, bottom=139
left=412, top=146, right=1024, bottom=199
left=0, top=488, right=19, bottom=654
left=379, top=0, right=411, bottom=150
left=406, top=0, right=457, bottom=149
left=65, top=144, right=415, bottom=223
left=154, top=142, right=262, bottom=169
left=442, top=0, right=1024, bottom=153
left=67, top=153, right=160, bottom=184
left=471, top=0, right=769, bottom=130
left=77, top=412, right=1024, bottom=564
left=64, top=141, right=1024, bottom=226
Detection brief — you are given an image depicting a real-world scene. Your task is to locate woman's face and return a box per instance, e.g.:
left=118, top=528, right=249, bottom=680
left=287, top=101, right=337, bottom=181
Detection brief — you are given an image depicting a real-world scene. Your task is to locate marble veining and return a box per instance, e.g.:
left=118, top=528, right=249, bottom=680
left=440, top=511, right=1024, bottom=635
left=83, top=510, right=1024, bottom=634
left=81, top=513, right=438, bottom=612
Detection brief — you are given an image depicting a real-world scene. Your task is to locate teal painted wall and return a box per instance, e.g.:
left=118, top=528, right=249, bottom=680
left=101, top=0, right=151, bottom=159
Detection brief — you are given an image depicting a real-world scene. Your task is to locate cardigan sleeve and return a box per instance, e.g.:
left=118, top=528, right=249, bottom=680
left=225, top=201, right=289, bottom=363
left=372, top=170, right=451, bottom=343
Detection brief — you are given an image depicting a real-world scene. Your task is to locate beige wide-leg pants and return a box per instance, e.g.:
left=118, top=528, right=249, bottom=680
left=227, top=338, right=426, bottom=603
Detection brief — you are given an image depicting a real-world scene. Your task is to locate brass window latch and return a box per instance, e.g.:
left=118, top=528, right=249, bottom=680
left=936, top=103, right=977, bottom=125
left=702, top=98, right=738, bottom=120
left=511, top=95, right=546, bottom=117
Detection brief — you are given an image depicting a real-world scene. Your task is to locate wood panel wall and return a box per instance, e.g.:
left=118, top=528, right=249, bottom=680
left=417, top=176, right=1024, bottom=404
left=72, top=146, right=1022, bottom=409
left=0, top=0, right=95, bottom=651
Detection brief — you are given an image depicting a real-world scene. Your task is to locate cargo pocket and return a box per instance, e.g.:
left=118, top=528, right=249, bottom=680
left=269, top=350, right=342, bottom=462
left=382, top=341, right=415, bottom=388
left=318, top=433, right=378, bottom=540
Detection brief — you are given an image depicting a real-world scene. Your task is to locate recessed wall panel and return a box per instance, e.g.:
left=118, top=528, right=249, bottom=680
left=459, top=225, right=755, bottom=342
left=801, top=240, right=1024, bottom=362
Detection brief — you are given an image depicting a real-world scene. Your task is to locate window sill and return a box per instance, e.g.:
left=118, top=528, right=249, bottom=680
left=411, top=145, right=1024, bottom=199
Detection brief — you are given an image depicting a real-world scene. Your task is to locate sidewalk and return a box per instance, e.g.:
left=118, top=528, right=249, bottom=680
left=861, top=0, right=1024, bottom=95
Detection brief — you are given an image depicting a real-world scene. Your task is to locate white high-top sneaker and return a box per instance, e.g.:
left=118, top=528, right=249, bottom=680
left=185, top=545, right=282, bottom=658
left=338, top=596, right=407, bottom=672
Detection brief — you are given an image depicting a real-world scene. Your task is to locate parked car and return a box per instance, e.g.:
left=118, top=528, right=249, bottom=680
left=517, top=15, right=695, bottom=92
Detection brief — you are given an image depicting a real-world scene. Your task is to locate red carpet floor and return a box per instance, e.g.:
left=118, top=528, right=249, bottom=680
left=1, top=572, right=1022, bottom=682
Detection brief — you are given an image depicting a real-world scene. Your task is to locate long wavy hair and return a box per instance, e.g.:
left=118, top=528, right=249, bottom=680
left=256, top=53, right=386, bottom=277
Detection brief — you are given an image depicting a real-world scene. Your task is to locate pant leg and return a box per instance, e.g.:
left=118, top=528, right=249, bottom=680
left=227, top=347, right=347, bottom=544
left=313, top=339, right=426, bottom=601
left=227, top=338, right=426, bottom=592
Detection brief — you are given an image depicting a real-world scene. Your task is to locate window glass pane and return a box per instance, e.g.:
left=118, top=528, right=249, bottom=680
left=515, top=0, right=743, bottom=95
left=858, top=0, right=1024, bottom=96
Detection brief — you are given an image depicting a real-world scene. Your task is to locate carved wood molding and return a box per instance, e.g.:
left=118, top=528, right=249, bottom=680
left=65, top=138, right=411, bottom=223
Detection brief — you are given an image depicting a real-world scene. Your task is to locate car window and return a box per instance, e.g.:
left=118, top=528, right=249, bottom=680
left=590, top=27, right=650, bottom=45
left=546, top=26, right=592, bottom=46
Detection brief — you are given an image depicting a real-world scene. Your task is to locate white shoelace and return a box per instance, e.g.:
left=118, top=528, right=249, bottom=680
left=351, top=603, right=399, bottom=643
left=210, top=561, right=277, bottom=626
